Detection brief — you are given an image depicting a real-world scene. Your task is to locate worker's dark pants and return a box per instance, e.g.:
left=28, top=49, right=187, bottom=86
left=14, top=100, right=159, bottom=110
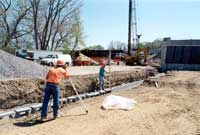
left=99, top=76, right=105, bottom=90
left=41, top=83, right=60, bottom=118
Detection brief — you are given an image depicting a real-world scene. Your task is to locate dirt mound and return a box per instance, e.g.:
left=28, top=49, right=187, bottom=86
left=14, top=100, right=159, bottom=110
left=0, top=50, right=47, bottom=80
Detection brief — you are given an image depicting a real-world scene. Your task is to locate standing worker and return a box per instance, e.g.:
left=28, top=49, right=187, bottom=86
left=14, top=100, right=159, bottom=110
left=41, top=59, right=69, bottom=121
left=99, top=63, right=108, bottom=91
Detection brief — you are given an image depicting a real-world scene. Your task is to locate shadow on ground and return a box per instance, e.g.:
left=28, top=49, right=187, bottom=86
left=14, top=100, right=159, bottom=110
left=13, top=118, right=54, bottom=127
left=13, top=113, right=88, bottom=127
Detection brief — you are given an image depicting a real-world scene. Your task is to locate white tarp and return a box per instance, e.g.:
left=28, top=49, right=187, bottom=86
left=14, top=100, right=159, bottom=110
left=102, top=95, right=137, bottom=111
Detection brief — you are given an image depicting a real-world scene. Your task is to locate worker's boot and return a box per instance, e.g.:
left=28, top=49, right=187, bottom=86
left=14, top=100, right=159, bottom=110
left=53, top=114, right=61, bottom=120
left=40, top=116, right=48, bottom=122
left=53, top=112, right=62, bottom=119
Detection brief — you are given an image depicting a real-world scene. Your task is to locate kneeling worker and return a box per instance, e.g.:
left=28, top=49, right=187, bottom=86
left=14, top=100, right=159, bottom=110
left=41, top=59, right=69, bottom=121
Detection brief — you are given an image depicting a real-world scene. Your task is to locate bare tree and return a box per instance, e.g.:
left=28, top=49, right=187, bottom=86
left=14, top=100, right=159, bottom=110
left=29, top=0, right=40, bottom=50
left=70, top=13, right=85, bottom=55
left=0, top=0, right=31, bottom=47
left=85, top=45, right=104, bottom=50
left=29, top=0, right=82, bottom=50
left=108, top=41, right=127, bottom=50
left=0, top=0, right=83, bottom=50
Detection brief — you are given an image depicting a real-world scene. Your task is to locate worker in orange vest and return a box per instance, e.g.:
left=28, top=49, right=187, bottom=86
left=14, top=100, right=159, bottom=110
left=41, top=59, right=69, bottom=121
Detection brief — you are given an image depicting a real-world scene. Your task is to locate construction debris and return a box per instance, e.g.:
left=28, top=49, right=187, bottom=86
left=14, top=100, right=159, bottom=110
left=102, top=95, right=137, bottom=110
left=73, top=53, right=99, bottom=66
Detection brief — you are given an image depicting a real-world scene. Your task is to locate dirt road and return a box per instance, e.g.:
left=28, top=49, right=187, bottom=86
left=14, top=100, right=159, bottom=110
left=0, top=71, right=200, bottom=135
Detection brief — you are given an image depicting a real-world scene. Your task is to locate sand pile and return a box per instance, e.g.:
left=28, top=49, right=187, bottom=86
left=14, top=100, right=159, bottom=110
left=0, top=50, right=47, bottom=80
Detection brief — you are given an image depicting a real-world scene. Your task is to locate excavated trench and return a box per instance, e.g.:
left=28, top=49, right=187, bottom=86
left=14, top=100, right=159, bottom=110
left=0, top=70, right=146, bottom=109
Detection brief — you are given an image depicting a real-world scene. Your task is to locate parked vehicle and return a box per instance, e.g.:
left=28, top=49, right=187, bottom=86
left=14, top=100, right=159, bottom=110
left=40, top=54, right=72, bottom=66
left=31, top=50, right=62, bottom=60
left=15, top=49, right=62, bottom=61
left=15, top=49, right=28, bottom=59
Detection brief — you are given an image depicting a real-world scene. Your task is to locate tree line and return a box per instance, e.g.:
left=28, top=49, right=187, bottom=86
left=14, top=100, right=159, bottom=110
left=0, top=0, right=84, bottom=54
left=107, top=39, right=162, bottom=52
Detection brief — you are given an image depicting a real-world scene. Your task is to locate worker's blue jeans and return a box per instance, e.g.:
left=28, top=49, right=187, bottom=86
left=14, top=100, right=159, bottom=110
left=99, top=76, right=105, bottom=90
left=41, top=83, right=60, bottom=118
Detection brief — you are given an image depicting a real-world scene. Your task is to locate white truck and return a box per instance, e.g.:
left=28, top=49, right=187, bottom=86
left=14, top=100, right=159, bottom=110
left=31, top=50, right=62, bottom=60
left=15, top=49, right=62, bottom=61
left=40, top=54, right=72, bottom=66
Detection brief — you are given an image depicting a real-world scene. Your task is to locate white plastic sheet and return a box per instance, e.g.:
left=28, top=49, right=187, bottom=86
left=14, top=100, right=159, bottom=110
left=102, top=95, right=137, bottom=111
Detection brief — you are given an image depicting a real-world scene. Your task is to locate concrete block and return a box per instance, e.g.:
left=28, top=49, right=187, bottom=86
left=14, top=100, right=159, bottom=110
left=30, top=103, right=42, bottom=114
left=74, top=95, right=80, bottom=101
left=59, top=98, right=68, bottom=104
left=93, top=92, right=100, bottom=96
left=99, top=90, right=106, bottom=95
left=104, top=89, right=112, bottom=93
left=67, top=96, right=77, bottom=102
left=79, top=94, right=87, bottom=99
left=86, top=93, right=95, bottom=97
left=86, top=92, right=99, bottom=97
left=15, top=107, right=31, bottom=118
left=0, top=111, right=15, bottom=119
left=84, top=93, right=90, bottom=98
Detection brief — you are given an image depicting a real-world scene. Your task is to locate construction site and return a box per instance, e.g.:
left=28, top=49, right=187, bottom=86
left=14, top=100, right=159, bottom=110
left=0, top=50, right=200, bottom=135
left=0, top=0, right=200, bottom=135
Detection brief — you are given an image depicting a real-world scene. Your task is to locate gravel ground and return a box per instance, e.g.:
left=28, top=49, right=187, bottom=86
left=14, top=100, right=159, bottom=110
left=0, top=50, right=47, bottom=80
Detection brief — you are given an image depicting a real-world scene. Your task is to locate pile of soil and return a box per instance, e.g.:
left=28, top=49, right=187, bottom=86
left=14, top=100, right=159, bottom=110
left=0, top=50, right=47, bottom=79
